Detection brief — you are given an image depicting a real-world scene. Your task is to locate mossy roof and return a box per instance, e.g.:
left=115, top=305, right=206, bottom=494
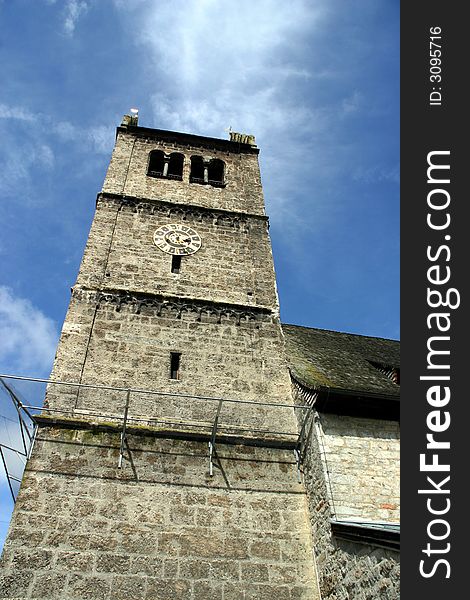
left=282, top=324, right=400, bottom=397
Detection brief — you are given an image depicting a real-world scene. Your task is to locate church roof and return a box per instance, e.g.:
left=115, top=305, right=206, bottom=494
left=282, top=324, right=400, bottom=398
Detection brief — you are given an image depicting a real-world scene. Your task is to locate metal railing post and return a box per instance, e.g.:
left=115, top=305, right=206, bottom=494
left=209, top=399, right=223, bottom=476
left=118, top=389, right=131, bottom=469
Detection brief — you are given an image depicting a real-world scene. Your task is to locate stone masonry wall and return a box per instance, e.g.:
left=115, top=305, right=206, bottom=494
left=47, top=128, right=287, bottom=431
left=0, top=427, right=320, bottom=600
left=75, top=197, right=278, bottom=310
left=318, top=414, right=400, bottom=523
left=102, top=132, right=266, bottom=216
left=1, top=127, right=320, bottom=599
left=301, top=414, right=400, bottom=600
left=49, top=295, right=296, bottom=435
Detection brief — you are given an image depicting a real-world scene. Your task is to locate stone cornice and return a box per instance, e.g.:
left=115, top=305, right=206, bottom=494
left=117, top=125, right=260, bottom=155
left=97, top=192, right=269, bottom=229
left=73, top=287, right=276, bottom=325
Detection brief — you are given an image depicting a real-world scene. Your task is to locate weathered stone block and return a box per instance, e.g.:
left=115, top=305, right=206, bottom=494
left=30, top=572, right=68, bottom=599
left=144, top=577, right=191, bottom=599
left=66, top=574, right=111, bottom=599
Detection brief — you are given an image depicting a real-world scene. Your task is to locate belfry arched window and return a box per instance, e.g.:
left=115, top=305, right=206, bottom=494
left=167, top=153, right=184, bottom=180
left=207, top=159, right=225, bottom=187
left=189, top=156, right=205, bottom=184
left=190, top=156, right=225, bottom=187
left=147, top=150, right=184, bottom=180
left=147, top=150, right=165, bottom=178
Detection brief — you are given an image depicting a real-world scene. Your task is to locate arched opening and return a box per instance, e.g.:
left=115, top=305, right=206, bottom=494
left=190, top=156, right=226, bottom=187
left=208, top=159, right=225, bottom=187
left=190, top=156, right=205, bottom=184
left=147, top=150, right=165, bottom=178
left=167, top=153, right=184, bottom=180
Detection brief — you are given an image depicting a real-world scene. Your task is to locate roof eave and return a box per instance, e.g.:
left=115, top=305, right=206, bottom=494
left=330, top=519, right=400, bottom=551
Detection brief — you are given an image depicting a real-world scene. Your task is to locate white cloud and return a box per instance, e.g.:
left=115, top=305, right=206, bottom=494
left=0, top=105, right=113, bottom=202
left=137, top=0, right=324, bottom=137
left=53, top=120, right=114, bottom=154
left=0, top=105, right=112, bottom=156
left=63, top=0, right=89, bottom=36
left=114, top=0, right=396, bottom=238
left=0, top=287, right=59, bottom=376
left=353, top=164, right=400, bottom=184
left=0, top=103, right=37, bottom=122
left=36, top=144, right=55, bottom=168
left=53, top=120, right=77, bottom=140
left=0, top=137, right=56, bottom=199
left=86, top=124, right=115, bottom=154
left=341, top=90, right=362, bottom=115
left=119, top=0, right=338, bottom=230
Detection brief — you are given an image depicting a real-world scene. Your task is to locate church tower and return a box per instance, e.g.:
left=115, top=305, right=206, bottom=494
left=0, top=115, right=319, bottom=599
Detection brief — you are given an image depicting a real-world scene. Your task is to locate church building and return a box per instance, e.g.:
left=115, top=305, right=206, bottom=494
left=0, top=114, right=400, bottom=599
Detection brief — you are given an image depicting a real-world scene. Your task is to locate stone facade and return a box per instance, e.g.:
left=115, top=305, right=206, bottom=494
left=301, top=415, right=400, bottom=600
left=0, top=122, right=321, bottom=599
left=0, top=120, right=399, bottom=599
left=102, top=129, right=265, bottom=215
left=75, top=195, right=276, bottom=309
left=0, top=428, right=319, bottom=599
left=317, top=414, right=400, bottom=523
left=47, top=291, right=296, bottom=434
left=290, top=380, right=400, bottom=600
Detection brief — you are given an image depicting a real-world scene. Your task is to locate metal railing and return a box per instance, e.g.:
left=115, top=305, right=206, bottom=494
left=0, top=373, right=314, bottom=501
left=0, top=378, right=38, bottom=502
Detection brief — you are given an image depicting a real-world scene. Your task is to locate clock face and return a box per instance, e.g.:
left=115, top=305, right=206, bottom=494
left=153, top=223, right=202, bottom=255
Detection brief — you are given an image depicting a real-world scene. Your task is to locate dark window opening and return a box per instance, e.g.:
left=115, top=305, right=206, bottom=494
left=171, top=255, right=182, bottom=274
left=190, top=156, right=205, bottom=184
left=190, top=156, right=226, bottom=187
left=208, top=158, right=225, bottom=187
left=147, top=150, right=165, bottom=178
left=170, top=352, right=181, bottom=380
left=167, top=153, right=184, bottom=180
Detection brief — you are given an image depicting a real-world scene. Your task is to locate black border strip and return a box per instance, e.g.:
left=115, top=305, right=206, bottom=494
left=401, top=4, right=466, bottom=596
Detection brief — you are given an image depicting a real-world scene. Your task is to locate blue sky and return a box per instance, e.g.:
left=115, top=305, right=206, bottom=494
left=0, top=0, right=399, bottom=548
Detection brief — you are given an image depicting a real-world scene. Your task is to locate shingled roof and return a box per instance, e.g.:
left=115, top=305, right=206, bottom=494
left=282, top=324, right=400, bottom=398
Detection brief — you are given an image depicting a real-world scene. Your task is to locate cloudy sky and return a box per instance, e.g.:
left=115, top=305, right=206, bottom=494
left=0, top=0, right=399, bottom=547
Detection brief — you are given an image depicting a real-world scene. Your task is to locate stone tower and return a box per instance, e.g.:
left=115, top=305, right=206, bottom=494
left=0, top=117, right=320, bottom=599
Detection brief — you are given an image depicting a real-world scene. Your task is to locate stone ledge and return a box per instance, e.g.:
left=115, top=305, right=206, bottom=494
left=71, top=286, right=276, bottom=325
left=34, top=414, right=299, bottom=450
left=96, top=191, right=269, bottom=224
left=116, top=125, right=260, bottom=155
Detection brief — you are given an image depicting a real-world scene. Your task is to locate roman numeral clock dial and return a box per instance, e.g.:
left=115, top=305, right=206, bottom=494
left=153, top=223, right=202, bottom=255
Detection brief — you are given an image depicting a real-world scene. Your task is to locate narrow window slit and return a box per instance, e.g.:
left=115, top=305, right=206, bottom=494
left=170, top=352, right=181, bottom=380
left=171, top=255, right=182, bottom=274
